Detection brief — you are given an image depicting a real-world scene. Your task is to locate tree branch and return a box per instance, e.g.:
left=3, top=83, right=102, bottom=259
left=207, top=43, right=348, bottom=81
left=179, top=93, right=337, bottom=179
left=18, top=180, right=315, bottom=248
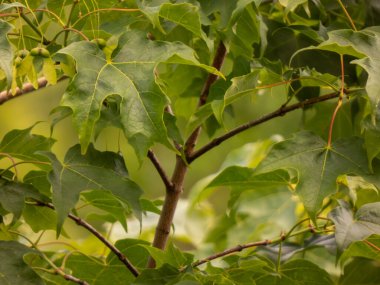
left=192, top=226, right=323, bottom=267
left=184, top=41, right=227, bottom=156
left=147, top=149, right=173, bottom=190
left=148, top=41, right=227, bottom=268
left=35, top=201, right=140, bottom=277
left=188, top=91, right=341, bottom=163
left=0, top=76, right=68, bottom=105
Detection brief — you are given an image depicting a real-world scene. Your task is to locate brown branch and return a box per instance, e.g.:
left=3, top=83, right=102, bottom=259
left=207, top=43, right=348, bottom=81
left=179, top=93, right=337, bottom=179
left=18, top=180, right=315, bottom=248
left=188, top=91, right=341, bottom=163
left=192, top=226, right=322, bottom=267
left=147, top=149, right=173, bottom=190
left=148, top=42, right=227, bottom=268
left=0, top=76, right=68, bottom=105
left=184, top=41, right=227, bottom=156
left=36, top=201, right=140, bottom=277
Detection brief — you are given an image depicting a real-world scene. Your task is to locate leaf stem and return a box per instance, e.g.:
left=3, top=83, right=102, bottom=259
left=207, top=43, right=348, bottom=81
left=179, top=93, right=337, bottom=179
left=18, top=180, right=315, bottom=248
left=34, top=201, right=140, bottom=277
left=188, top=91, right=341, bottom=163
left=63, top=1, right=79, bottom=45
left=0, top=153, right=19, bottom=180
left=147, top=149, right=173, bottom=190
left=192, top=226, right=324, bottom=267
left=327, top=54, right=345, bottom=148
left=363, top=240, right=380, bottom=252
left=9, top=230, right=89, bottom=285
left=336, top=0, right=357, bottom=31
left=19, top=10, right=49, bottom=45
left=71, top=8, right=140, bottom=28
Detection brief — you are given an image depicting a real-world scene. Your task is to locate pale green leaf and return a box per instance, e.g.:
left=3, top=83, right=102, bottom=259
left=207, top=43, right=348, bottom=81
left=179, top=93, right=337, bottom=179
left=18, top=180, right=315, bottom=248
left=44, top=144, right=143, bottom=235
left=0, top=21, right=13, bottom=89
left=159, top=3, right=203, bottom=38
left=57, top=31, right=222, bottom=160
left=329, top=201, right=380, bottom=250
left=256, top=131, right=368, bottom=219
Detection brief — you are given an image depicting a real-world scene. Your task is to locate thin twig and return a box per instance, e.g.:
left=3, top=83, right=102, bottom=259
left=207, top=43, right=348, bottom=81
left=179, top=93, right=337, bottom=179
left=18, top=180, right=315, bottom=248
left=192, top=226, right=324, bottom=267
left=0, top=153, right=19, bottom=180
left=0, top=76, right=68, bottom=105
left=184, top=41, right=227, bottom=156
left=336, top=0, right=357, bottom=31
left=9, top=230, right=89, bottom=285
left=188, top=91, right=342, bottom=163
left=327, top=54, right=345, bottom=147
left=35, top=201, right=140, bottom=277
left=147, top=149, right=173, bottom=190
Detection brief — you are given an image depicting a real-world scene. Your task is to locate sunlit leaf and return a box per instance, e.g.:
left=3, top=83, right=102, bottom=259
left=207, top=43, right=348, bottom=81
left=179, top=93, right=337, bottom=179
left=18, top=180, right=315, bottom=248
left=0, top=21, right=13, bottom=89
left=57, top=31, right=222, bottom=160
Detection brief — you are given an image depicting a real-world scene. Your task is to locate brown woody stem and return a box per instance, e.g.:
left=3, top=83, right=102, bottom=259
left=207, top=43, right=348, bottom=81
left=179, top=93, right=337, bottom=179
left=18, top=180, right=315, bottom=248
left=147, top=41, right=227, bottom=268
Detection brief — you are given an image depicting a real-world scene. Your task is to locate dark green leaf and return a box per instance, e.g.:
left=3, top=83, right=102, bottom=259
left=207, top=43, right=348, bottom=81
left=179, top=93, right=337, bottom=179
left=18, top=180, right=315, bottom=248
left=23, top=204, right=56, bottom=232
left=0, top=241, right=44, bottom=285
left=257, top=131, right=368, bottom=219
left=81, top=190, right=130, bottom=232
left=107, top=239, right=150, bottom=269
left=329, top=201, right=380, bottom=250
left=0, top=178, right=44, bottom=220
left=132, top=264, right=181, bottom=285
left=44, top=144, right=143, bottom=235
left=0, top=127, right=54, bottom=168
left=141, top=242, right=194, bottom=268
left=339, top=258, right=380, bottom=285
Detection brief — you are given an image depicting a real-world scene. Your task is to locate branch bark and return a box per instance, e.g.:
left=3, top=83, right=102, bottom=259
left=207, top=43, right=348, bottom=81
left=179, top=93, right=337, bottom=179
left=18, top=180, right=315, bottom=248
left=0, top=76, right=68, bottom=105
left=188, top=91, right=341, bottom=163
left=36, top=201, right=140, bottom=277
left=147, top=41, right=227, bottom=268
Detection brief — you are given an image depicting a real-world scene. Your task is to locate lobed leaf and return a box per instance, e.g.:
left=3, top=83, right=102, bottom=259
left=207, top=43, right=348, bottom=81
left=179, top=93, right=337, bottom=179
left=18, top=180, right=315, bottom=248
left=0, top=241, right=44, bottom=285
left=256, top=131, right=368, bottom=219
left=329, top=201, right=380, bottom=250
left=57, top=31, right=222, bottom=160
left=44, top=144, right=143, bottom=235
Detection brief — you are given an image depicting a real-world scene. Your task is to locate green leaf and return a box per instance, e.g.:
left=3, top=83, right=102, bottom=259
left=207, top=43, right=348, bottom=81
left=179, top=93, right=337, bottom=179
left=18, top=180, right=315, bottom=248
left=340, top=234, right=380, bottom=266
left=23, top=204, right=56, bottom=232
left=0, top=21, right=13, bottom=89
left=256, top=131, right=368, bottom=219
left=132, top=264, right=181, bottom=285
left=227, top=258, right=333, bottom=285
left=57, top=31, right=222, bottom=160
left=0, top=241, right=44, bottom=285
left=141, top=242, right=194, bottom=268
left=339, top=258, right=380, bottom=285
left=187, top=70, right=262, bottom=134
left=81, top=190, right=130, bottom=232
left=329, top=201, right=380, bottom=250
left=0, top=127, right=55, bottom=168
left=0, top=178, right=44, bottom=220
left=159, top=3, right=203, bottom=38
left=0, top=2, right=25, bottom=11
left=107, top=239, right=150, bottom=269
left=44, top=144, right=143, bottom=235
left=293, top=28, right=380, bottom=113
left=62, top=254, right=136, bottom=284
